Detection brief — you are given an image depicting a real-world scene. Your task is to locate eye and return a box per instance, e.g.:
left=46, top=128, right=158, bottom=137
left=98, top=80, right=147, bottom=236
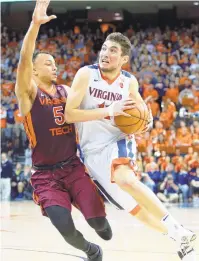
left=110, top=49, right=117, bottom=53
left=101, top=46, right=106, bottom=51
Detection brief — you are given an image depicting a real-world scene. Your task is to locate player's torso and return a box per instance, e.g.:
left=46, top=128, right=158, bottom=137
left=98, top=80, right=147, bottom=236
left=24, top=85, right=76, bottom=165
left=76, top=64, right=132, bottom=155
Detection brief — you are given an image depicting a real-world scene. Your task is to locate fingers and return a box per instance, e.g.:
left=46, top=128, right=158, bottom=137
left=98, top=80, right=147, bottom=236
left=123, top=99, right=136, bottom=104
left=120, top=111, right=132, bottom=117
left=123, top=105, right=135, bottom=111
left=48, top=15, right=57, bottom=21
left=141, top=125, right=149, bottom=133
left=147, top=103, right=151, bottom=110
left=123, top=100, right=136, bottom=106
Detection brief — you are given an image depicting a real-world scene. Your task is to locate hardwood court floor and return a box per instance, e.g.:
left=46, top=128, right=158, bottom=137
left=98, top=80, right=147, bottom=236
left=1, top=201, right=199, bottom=261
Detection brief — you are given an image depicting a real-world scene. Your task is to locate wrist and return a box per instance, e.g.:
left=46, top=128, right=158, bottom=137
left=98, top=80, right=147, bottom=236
left=104, top=107, right=110, bottom=118
left=107, top=106, right=114, bottom=117
left=31, top=21, right=41, bottom=27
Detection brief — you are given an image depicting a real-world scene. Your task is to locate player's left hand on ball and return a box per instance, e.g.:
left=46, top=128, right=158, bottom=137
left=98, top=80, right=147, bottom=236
left=134, top=104, right=153, bottom=134
left=143, top=104, right=153, bottom=132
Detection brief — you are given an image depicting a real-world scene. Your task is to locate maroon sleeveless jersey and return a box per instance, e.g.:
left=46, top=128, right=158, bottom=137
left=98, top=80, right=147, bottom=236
left=24, top=85, right=76, bottom=166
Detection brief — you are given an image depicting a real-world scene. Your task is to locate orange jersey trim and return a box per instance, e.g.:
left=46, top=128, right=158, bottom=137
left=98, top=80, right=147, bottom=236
left=129, top=205, right=141, bottom=215
left=111, top=157, right=137, bottom=183
left=24, top=112, right=37, bottom=148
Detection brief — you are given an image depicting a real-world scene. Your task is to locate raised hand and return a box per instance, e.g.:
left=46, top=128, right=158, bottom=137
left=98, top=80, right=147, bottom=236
left=32, top=0, right=57, bottom=25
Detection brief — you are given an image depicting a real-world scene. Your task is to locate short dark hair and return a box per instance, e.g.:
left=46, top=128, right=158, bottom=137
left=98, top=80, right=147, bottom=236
left=32, top=51, right=55, bottom=63
left=105, top=32, right=131, bottom=56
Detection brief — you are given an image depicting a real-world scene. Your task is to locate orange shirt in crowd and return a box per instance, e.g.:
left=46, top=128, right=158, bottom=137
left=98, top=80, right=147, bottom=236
left=8, top=41, right=18, bottom=48
left=175, top=162, right=187, bottom=172
left=193, top=133, right=199, bottom=141
left=177, top=127, right=189, bottom=136
left=143, top=88, right=159, bottom=100
left=150, top=128, right=165, bottom=139
left=179, top=77, right=191, bottom=85
left=172, top=156, right=180, bottom=165
left=165, top=87, right=179, bottom=103
left=159, top=111, right=173, bottom=129
left=157, top=156, right=169, bottom=171
left=176, top=132, right=192, bottom=145
left=154, top=142, right=168, bottom=153
left=147, top=101, right=160, bottom=117
left=184, top=154, right=193, bottom=164
left=0, top=107, right=7, bottom=128
left=191, top=103, right=199, bottom=112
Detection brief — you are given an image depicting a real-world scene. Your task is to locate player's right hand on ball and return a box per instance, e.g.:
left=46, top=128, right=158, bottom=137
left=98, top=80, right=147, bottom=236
left=108, top=99, right=135, bottom=117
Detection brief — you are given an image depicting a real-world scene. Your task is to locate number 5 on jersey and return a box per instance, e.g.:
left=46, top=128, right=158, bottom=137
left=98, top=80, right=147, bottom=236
left=53, top=106, right=65, bottom=125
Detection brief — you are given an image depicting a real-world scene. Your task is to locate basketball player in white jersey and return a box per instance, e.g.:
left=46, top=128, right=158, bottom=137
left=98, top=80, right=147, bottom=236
left=65, top=33, right=197, bottom=260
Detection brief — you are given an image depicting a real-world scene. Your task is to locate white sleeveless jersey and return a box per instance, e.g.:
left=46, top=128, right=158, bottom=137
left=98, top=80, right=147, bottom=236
left=76, top=64, right=136, bottom=155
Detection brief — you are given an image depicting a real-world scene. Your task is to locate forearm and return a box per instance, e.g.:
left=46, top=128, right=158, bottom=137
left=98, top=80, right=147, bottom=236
left=20, top=22, right=40, bottom=62
left=65, top=107, right=109, bottom=123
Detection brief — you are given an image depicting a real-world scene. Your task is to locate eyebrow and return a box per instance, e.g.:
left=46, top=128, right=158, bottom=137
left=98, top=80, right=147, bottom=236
left=102, top=44, right=119, bottom=50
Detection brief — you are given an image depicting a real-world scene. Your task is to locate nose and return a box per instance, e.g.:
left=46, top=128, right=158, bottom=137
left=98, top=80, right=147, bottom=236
left=53, top=65, right=57, bottom=72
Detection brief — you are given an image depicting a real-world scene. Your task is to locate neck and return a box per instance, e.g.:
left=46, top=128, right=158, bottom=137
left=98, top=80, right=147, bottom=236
left=34, top=78, right=54, bottom=91
left=99, top=67, right=121, bottom=81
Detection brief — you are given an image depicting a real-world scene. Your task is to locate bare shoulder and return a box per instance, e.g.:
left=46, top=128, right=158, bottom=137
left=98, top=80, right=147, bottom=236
left=62, top=85, right=71, bottom=95
left=75, top=66, right=90, bottom=79
left=129, top=74, right=139, bottom=92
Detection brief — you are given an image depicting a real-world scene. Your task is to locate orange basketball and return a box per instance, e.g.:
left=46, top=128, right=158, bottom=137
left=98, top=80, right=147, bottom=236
left=114, top=102, right=149, bottom=134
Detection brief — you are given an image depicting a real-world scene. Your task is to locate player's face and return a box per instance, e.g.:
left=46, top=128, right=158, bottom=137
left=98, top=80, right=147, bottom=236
left=33, top=54, right=57, bottom=83
left=99, top=40, right=129, bottom=72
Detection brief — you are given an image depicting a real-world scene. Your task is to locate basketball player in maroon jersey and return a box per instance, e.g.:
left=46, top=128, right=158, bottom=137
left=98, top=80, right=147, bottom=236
left=15, top=1, right=112, bottom=260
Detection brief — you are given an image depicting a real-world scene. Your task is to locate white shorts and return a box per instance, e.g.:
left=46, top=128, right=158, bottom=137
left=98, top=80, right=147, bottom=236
left=84, top=137, right=139, bottom=213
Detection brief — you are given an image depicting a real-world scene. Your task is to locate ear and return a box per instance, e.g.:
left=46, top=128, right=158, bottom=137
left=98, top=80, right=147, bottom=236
left=122, top=55, right=129, bottom=65
left=33, top=67, right=38, bottom=76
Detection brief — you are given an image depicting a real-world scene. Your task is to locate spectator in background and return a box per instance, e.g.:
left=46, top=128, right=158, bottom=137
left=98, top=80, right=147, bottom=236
left=177, top=167, right=190, bottom=203
left=0, top=104, right=7, bottom=142
left=22, top=165, right=33, bottom=200
left=5, top=103, right=15, bottom=139
left=24, top=143, right=32, bottom=166
left=176, top=127, right=192, bottom=147
left=157, top=173, right=179, bottom=203
left=0, top=153, right=13, bottom=201
left=11, top=162, right=23, bottom=199
left=188, top=168, right=199, bottom=203
left=140, top=172, right=155, bottom=192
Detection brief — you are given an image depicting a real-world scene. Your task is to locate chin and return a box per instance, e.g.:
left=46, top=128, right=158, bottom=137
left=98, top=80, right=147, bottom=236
left=100, top=65, right=115, bottom=73
left=52, top=79, right=57, bottom=84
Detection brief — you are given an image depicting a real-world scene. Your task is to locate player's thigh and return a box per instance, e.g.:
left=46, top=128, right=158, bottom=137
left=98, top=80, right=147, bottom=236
left=70, top=164, right=106, bottom=220
left=31, top=170, right=72, bottom=214
left=85, top=147, right=138, bottom=213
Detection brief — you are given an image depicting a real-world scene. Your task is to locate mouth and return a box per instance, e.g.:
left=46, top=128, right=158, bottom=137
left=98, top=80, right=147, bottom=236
left=101, top=59, right=109, bottom=65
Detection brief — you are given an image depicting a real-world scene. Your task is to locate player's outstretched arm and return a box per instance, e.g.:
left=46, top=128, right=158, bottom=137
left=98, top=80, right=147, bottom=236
left=65, top=67, right=135, bottom=123
left=15, top=0, right=56, bottom=116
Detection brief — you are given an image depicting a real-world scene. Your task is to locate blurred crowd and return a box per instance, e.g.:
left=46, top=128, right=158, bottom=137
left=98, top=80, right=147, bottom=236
left=1, top=22, right=199, bottom=203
